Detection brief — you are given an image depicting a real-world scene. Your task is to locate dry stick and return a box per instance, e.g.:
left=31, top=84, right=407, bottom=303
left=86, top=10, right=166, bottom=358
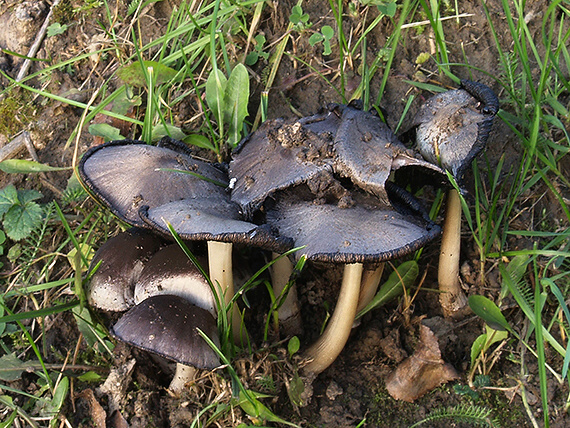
left=438, top=189, right=467, bottom=317
left=0, top=132, right=28, bottom=162
left=304, top=263, right=363, bottom=374
left=16, top=0, right=62, bottom=82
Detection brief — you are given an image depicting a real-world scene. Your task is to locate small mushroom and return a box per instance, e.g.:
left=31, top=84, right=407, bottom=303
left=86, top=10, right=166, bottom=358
left=87, top=228, right=167, bottom=312
left=111, top=294, right=220, bottom=392
left=412, top=80, right=499, bottom=317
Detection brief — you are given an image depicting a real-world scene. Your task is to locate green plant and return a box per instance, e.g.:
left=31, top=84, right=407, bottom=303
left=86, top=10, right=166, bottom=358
left=309, top=25, right=335, bottom=56
left=409, top=404, right=500, bottom=427
left=0, top=185, right=44, bottom=242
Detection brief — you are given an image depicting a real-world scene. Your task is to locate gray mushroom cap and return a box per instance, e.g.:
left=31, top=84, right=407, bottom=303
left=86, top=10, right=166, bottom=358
left=87, top=228, right=167, bottom=312
left=413, top=80, right=499, bottom=182
left=133, top=244, right=216, bottom=315
left=77, top=140, right=228, bottom=228
left=229, top=103, right=444, bottom=218
left=111, top=294, right=220, bottom=369
left=266, top=186, right=441, bottom=264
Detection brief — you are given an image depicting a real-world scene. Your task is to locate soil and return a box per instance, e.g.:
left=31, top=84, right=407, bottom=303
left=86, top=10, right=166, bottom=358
left=0, top=0, right=567, bottom=427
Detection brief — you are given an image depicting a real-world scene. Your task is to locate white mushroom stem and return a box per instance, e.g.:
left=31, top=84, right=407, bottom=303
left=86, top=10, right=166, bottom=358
left=169, top=364, right=198, bottom=393
left=270, top=253, right=302, bottom=336
left=438, top=189, right=468, bottom=317
left=356, top=264, right=385, bottom=314
left=304, top=262, right=363, bottom=374
left=207, top=241, right=243, bottom=343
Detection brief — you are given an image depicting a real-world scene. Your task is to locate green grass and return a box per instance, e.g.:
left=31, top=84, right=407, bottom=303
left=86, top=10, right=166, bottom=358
left=0, top=0, right=568, bottom=426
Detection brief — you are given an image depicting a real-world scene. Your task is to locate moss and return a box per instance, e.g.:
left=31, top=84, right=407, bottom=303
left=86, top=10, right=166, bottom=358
left=52, top=0, right=74, bottom=24
left=0, top=89, right=36, bottom=136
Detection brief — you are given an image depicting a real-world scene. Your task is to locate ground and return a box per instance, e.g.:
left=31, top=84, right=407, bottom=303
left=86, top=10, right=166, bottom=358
left=0, top=0, right=568, bottom=427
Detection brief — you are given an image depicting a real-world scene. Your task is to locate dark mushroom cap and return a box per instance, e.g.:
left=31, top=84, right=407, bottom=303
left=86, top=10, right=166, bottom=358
left=77, top=140, right=228, bottom=228
left=229, top=118, right=332, bottom=219
left=133, top=244, right=215, bottom=314
left=230, top=103, right=444, bottom=217
left=413, top=80, right=498, bottom=182
left=139, top=198, right=294, bottom=253
left=266, top=185, right=441, bottom=264
left=111, top=294, right=220, bottom=369
left=87, top=228, right=167, bottom=312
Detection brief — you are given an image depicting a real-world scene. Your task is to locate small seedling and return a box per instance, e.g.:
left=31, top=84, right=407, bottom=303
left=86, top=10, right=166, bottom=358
left=289, top=5, right=310, bottom=30
left=245, top=34, right=269, bottom=66
left=309, top=26, right=334, bottom=56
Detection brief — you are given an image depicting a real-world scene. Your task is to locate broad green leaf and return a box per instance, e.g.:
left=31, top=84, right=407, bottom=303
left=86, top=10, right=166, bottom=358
left=205, top=69, right=227, bottom=126
left=17, top=188, right=42, bottom=205
left=0, top=353, right=25, bottom=381
left=356, top=261, right=418, bottom=319
left=184, top=134, right=215, bottom=150
left=470, top=333, right=487, bottom=368
left=46, top=23, right=68, bottom=37
left=287, top=371, right=305, bottom=407
left=0, top=185, right=19, bottom=217
left=117, top=60, right=178, bottom=87
left=3, top=202, right=43, bottom=241
left=309, top=33, right=324, bottom=46
left=152, top=124, right=187, bottom=142
left=78, top=371, right=102, bottom=382
left=0, top=160, right=70, bottom=174
left=223, top=63, right=249, bottom=147
left=88, top=123, right=124, bottom=142
left=288, top=336, right=300, bottom=357
left=321, top=25, right=334, bottom=39
left=468, top=295, right=510, bottom=332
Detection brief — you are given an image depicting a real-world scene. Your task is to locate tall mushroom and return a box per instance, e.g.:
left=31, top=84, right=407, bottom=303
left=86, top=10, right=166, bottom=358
left=229, top=103, right=444, bottom=337
left=412, top=80, right=499, bottom=317
left=266, top=184, right=440, bottom=374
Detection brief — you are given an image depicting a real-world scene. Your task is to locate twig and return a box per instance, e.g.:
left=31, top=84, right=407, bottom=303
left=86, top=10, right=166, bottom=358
left=0, top=132, right=28, bottom=162
left=16, top=0, right=63, bottom=82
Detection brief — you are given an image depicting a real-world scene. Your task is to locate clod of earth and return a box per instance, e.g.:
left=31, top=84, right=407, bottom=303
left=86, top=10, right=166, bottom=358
left=411, top=80, right=499, bottom=317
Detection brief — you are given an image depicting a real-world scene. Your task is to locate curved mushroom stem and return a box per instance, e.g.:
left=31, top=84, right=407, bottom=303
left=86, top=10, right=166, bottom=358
left=207, top=241, right=244, bottom=344
left=356, top=263, right=385, bottom=314
left=169, top=363, right=197, bottom=393
left=438, top=189, right=468, bottom=317
left=303, top=262, right=363, bottom=374
left=270, top=253, right=302, bottom=336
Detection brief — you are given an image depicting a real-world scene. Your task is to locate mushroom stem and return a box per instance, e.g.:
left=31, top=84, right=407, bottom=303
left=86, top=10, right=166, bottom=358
left=356, top=264, right=385, bottom=314
left=207, top=241, right=243, bottom=343
left=303, top=262, right=363, bottom=374
left=169, top=363, right=198, bottom=393
left=438, top=189, right=468, bottom=317
left=270, top=253, right=302, bottom=336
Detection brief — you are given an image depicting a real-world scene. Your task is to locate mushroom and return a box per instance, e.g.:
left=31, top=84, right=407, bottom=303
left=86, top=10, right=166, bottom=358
left=87, top=227, right=167, bottom=312
left=266, top=183, right=440, bottom=374
left=412, top=80, right=499, bottom=317
left=78, top=138, right=293, bottom=343
left=111, top=293, right=220, bottom=392
left=229, top=102, right=445, bottom=337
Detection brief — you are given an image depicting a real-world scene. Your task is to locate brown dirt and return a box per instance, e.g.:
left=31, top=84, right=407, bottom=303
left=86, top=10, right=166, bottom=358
left=0, top=0, right=567, bottom=427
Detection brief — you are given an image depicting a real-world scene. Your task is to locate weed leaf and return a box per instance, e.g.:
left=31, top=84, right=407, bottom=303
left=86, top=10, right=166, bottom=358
left=206, top=69, right=228, bottom=126
left=0, top=160, right=70, bottom=174
left=118, top=60, right=178, bottom=87
left=0, top=354, right=25, bottom=381
left=468, top=295, right=510, bottom=332
left=0, top=185, right=19, bottom=217
left=3, top=201, right=43, bottom=241
left=88, top=123, right=125, bottom=142
left=223, top=64, right=249, bottom=147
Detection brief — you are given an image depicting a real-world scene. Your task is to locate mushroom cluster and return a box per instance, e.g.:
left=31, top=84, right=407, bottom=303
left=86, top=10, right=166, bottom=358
left=78, top=80, right=498, bottom=387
